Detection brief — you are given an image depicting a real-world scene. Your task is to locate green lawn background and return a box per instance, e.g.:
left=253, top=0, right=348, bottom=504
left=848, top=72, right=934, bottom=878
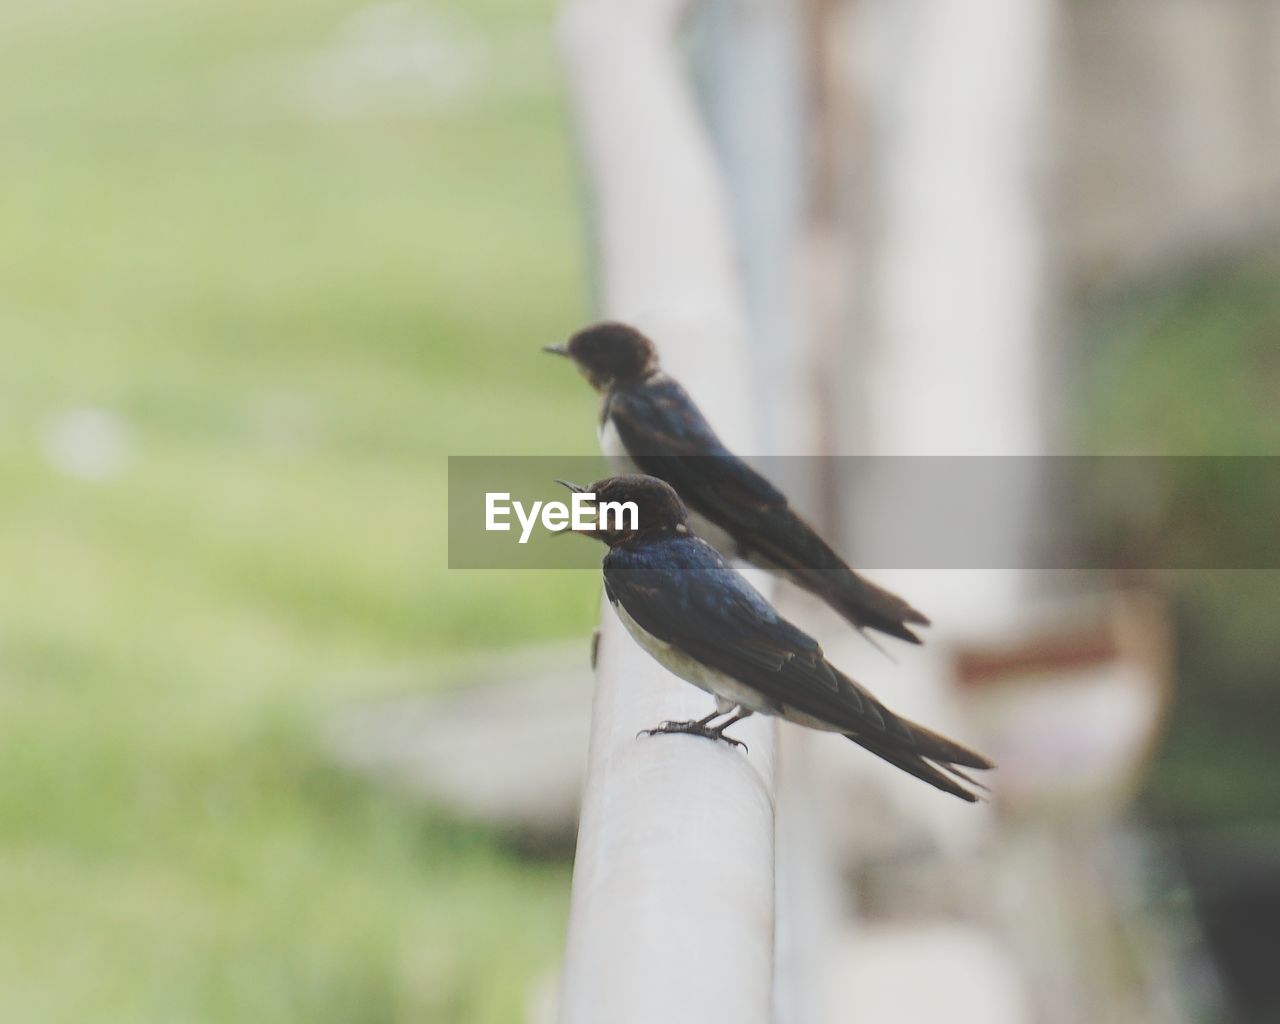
left=1, top=1, right=596, bottom=1020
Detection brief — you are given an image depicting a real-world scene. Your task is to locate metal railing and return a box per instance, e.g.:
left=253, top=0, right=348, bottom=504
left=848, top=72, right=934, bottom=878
left=555, top=1, right=781, bottom=1021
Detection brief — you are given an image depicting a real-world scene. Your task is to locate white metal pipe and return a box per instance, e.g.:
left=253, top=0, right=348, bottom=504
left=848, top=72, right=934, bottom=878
left=848, top=0, right=1059, bottom=631
left=556, top=1, right=779, bottom=1021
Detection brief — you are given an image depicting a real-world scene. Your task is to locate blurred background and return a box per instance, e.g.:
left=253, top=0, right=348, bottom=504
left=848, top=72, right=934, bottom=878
left=1, top=0, right=1277, bottom=1022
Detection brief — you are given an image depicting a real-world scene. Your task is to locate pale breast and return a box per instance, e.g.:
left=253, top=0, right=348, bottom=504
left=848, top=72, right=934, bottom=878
left=610, top=598, right=777, bottom=716
left=597, top=414, right=639, bottom=474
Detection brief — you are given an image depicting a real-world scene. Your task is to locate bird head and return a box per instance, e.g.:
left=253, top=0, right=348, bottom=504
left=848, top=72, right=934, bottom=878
left=557, top=474, right=688, bottom=546
left=543, top=321, right=660, bottom=391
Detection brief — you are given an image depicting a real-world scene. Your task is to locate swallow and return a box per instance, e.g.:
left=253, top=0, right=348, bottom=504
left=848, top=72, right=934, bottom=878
left=562, top=475, right=992, bottom=801
left=545, top=321, right=930, bottom=644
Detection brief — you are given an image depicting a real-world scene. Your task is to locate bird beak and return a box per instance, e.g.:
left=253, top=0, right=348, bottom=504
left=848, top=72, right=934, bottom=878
left=542, top=342, right=569, bottom=357
left=554, top=479, right=594, bottom=538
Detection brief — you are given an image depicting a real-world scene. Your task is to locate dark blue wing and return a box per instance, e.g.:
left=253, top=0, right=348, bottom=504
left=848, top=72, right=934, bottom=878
left=603, top=537, right=886, bottom=729
left=606, top=378, right=786, bottom=506
left=604, top=536, right=991, bottom=800
left=608, top=378, right=930, bottom=642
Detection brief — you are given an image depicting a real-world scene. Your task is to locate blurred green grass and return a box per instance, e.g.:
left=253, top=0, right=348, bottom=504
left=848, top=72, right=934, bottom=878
left=0, top=0, right=600, bottom=1020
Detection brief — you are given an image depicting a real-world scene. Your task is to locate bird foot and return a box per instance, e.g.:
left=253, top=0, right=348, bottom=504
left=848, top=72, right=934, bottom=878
left=638, top=720, right=748, bottom=753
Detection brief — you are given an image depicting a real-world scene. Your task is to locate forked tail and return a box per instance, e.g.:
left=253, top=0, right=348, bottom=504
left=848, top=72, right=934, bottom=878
left=846, top=714, right=993, bottom=802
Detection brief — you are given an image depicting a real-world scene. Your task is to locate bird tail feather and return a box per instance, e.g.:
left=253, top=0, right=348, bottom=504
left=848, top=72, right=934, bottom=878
left=845, top=715, right=994, bottom=803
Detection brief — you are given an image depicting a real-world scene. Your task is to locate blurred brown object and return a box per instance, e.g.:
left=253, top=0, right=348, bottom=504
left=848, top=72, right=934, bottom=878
left=956, top=591, right=1173, bottom=817
left=949, top=591, right=1192, bottom=1024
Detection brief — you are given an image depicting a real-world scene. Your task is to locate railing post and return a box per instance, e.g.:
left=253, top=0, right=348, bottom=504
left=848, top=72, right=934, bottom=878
left=555, top=0, right=779, bottom=1021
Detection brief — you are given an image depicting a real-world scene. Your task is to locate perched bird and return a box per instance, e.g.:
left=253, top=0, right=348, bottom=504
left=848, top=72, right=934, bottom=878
left=563, top=475, right=992, bottom=801
left=545, top=321, right=930, bottom=644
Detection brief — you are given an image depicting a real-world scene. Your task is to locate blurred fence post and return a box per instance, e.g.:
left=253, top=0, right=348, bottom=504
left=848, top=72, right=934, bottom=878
left=555, top=0, right=780, bottom=1021
left=690, top=6, right=835, bottom=1024
left=844, top=0, right=1060, bottom=624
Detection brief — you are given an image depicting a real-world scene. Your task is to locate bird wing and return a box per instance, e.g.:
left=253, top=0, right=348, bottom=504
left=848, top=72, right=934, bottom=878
left=604, top=537, right=989, bottom=800
left=605, top=538, right=891, bottom=733
left=606, top=379, right=786, bottom=505
left=609, top=382, right=930, bottom=642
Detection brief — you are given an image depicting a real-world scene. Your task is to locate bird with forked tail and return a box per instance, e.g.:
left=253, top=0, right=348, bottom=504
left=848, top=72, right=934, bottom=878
left=562, top=474, right=992, bottom=801
left=545, top=321, right=930, bottom=645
